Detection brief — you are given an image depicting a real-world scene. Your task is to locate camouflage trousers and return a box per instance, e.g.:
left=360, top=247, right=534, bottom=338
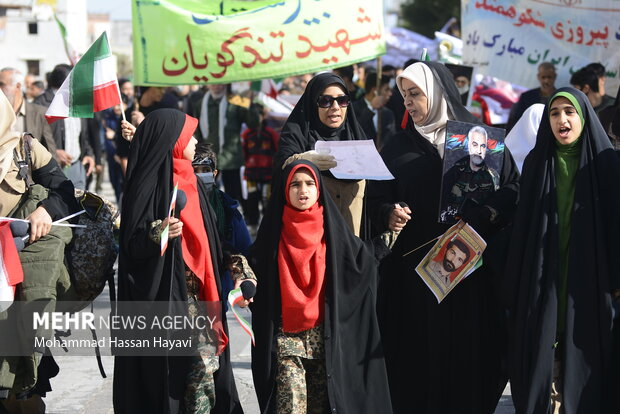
left=276, top=356, right=328, bottom=414
left=183, top=273, right=220, bottom=414
left=183, top=347, right=219, bottom=414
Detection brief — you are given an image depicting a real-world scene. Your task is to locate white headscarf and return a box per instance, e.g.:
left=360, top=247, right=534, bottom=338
left=397, top=62, right=450, bottom=157
left=505, top=103, right=544, bottom=173
left=0, top=90, right=20, bottom=184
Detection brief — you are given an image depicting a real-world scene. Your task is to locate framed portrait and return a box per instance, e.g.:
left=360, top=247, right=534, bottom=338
left=415, top=220, right=486, bottom=303
left=438, top=120, right=506, bottom=224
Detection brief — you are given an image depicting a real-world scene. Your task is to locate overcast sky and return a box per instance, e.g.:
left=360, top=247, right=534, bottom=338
left=87, top=0, right=132, bottom=21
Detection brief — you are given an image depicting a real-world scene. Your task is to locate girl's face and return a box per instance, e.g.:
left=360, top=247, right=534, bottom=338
left=317, top=85, right=348, bottom=129
left=288, top=168, right=318, bottom=210
left=401, top=78, right=429, bottom=125
left=549, top=97, right=583, bottom=145
left=183, top=137, right=198, bottom=161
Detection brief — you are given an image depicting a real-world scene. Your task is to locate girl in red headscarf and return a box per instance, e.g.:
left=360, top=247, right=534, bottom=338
left=250, top=159, right=400, bottom=414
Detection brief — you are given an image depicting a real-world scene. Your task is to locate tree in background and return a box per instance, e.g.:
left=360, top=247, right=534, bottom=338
left=400, top=0, right=461, bottom=38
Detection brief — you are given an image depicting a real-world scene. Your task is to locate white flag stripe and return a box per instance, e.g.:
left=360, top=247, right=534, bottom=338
left=45, top=75, right=72, bottom=118
left=93, top=56, right=117, bottom=87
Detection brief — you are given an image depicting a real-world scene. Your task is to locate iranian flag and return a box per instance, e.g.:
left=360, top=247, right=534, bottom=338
left=54, top=13, right=79, bottom=65
left=45, top=31, right=120, bottom=124
left=0, top=222, right=23, bottom=312
left=251, top=78, right=280, bottom=99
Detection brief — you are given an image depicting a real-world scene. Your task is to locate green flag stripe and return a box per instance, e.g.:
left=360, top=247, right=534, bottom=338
left=69, top=33, right=111, bottom=117
left=54, top=14, right=67, bottom=37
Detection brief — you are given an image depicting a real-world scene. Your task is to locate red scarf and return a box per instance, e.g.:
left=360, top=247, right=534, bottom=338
left=278, top=165, right=326, bottom=332
left=172, top=115, right=218, bottom=302
left=173, top=115, right=227, bottom=352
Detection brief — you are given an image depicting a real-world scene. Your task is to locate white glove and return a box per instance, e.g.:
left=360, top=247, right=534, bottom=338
left=298, top=150, right=337, bottom=171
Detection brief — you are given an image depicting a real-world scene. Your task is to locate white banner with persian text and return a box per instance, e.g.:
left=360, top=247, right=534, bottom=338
left=462, top=0, right=620, bottom=93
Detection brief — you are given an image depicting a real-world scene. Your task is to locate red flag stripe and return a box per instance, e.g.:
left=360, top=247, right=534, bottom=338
left=0, top=222, right=23, bottom=287
left=93, top=81, right=121, bottom=112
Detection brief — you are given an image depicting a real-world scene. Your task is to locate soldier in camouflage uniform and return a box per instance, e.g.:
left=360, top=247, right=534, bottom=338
left=0, top=90, right=78, bottom=411
left=441, top=125, right=500, bottom=223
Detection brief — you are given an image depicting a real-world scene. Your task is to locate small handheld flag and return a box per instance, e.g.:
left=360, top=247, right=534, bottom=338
left=0, top=222, right=24, bottom=312
left=160, top=183, right=179, bottom=256
left=45, top=31, right=121, bottom=124
left=227, top=287, right=255, bottom=345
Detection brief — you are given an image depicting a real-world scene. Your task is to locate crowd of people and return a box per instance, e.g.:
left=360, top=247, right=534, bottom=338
left=0, top=54, right=619, bottom=414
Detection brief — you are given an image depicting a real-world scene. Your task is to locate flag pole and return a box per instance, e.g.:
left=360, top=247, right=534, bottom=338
left=114, top=78, right=127, bottom=122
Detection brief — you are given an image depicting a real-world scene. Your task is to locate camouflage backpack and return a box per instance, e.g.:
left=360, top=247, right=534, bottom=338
left=65, top=190, right=119, bottom=311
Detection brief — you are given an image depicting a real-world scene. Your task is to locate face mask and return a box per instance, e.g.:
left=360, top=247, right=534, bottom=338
left=389, top=78, right=396, bottom=89
left=196, top=172, right=215, bottom=190
left=352, top=73, right=359, bottom=84
left=457, top=85, right=469, bottom=95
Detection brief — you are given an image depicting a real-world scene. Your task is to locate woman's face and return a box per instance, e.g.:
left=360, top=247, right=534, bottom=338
left=317, top=85, right=348, bottom=129
left=549, top=97, right=582, bottom=145
left=183, top=137, right=198, bottom=161
left=401, top=78, right=429, bottom=125
left=288, top=168, right=318, bottom=210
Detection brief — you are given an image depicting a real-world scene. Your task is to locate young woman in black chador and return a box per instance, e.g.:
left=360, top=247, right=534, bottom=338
left=505, top=87, right=620, bottom=413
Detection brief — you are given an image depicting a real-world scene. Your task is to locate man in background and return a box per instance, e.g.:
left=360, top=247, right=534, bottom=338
left=352, top=72, right=396, bottom=148
left=507, top=62, right=556, bottom=131
left=196, top=83, right=260, bottom=204
left=35, top=64, right=97, bottom=190
left=571, top=64, right=615, bottom=115
left=0, top=67, right=56, bottom=157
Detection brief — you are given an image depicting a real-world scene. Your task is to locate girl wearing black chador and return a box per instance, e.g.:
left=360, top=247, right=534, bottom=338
left=250, top=160, right=397, bottom=414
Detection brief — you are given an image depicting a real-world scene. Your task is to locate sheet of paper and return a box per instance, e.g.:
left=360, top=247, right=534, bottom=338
left=314, top=140, right=394, bottom=180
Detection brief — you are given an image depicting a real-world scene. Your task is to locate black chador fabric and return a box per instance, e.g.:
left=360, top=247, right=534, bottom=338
left=249, top=160, right=393, bottom=414
left=273, top=73, right=367, bottom=170
left=505, top=87, right=620, bottom=413
left=367, top=61, right=520, bottom=414
left=113, top=109, right=242, bottom=414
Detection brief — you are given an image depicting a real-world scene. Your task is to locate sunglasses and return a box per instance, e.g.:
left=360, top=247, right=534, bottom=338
left=316, top=95, right=351, bottom=108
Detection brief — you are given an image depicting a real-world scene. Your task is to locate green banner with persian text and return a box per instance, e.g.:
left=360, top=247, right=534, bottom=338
left=132, top=0, right=386, bottom=85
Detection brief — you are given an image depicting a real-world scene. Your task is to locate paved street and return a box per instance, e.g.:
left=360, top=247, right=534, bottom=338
left=43, top=299, right=514, bottom=414
left=42, top=295, right=514, bottom=413
left=43, top=298, right=260, bottom=413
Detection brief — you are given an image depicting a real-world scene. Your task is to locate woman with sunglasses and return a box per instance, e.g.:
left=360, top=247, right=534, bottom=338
left=275, top=73, right=395, bottom=237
